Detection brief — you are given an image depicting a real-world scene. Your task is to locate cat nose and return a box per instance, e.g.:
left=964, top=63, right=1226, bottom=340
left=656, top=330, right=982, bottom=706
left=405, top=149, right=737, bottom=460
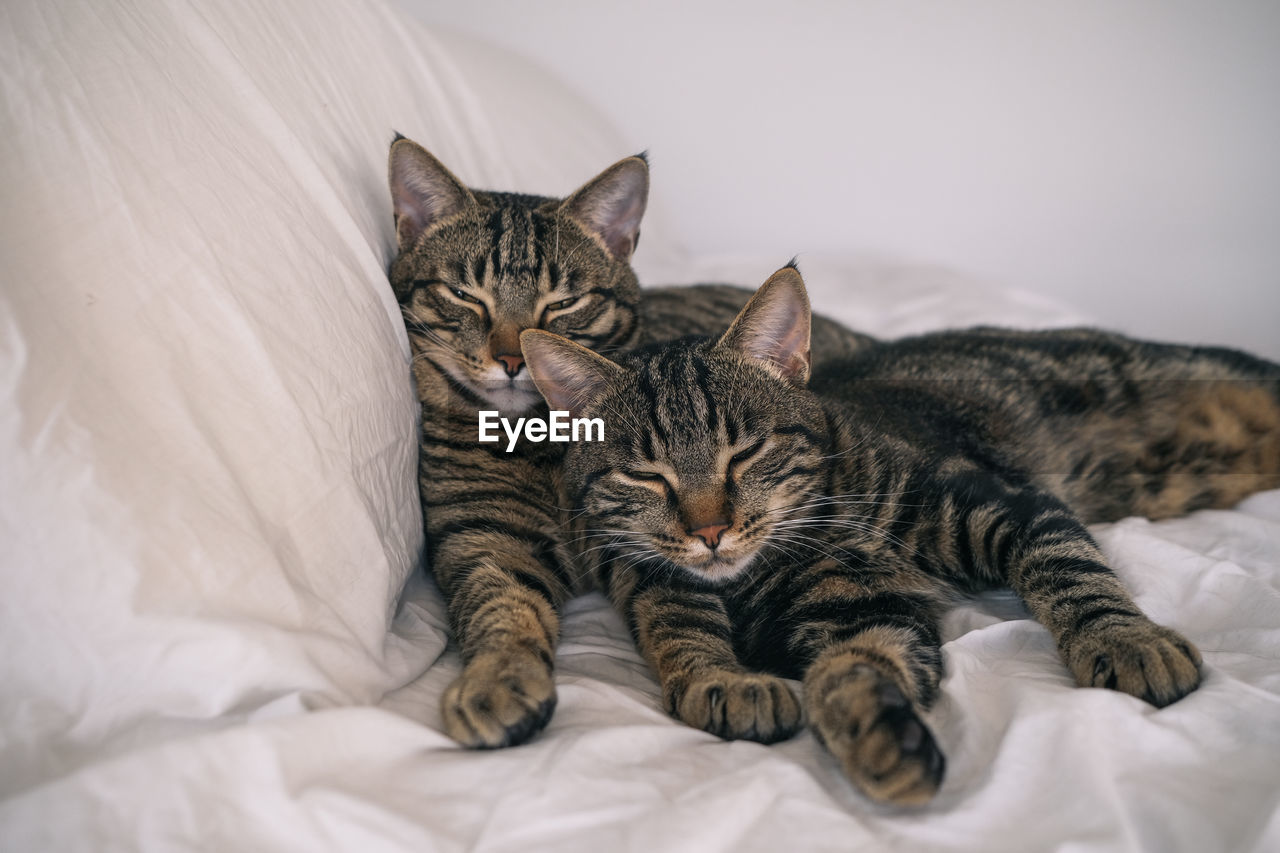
left=688, top=521, right=730, bottom=549
left=495, top=353, right=524, bottom=377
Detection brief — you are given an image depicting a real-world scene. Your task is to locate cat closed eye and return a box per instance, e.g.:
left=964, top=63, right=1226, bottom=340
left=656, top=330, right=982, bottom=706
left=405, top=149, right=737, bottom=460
left=627, top=470, right=671, bottom=488
left=544, top=297, right=581, bottom=314
left=729, top=442, right=764, bottom=467
left=446, top=286, right=483, bottom=305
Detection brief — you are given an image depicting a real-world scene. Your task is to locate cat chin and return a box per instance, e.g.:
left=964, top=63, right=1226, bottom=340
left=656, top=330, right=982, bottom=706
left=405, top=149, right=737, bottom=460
left=475, top=387, right=544, bottom=416
left=678, top=552, right=759, bottom=584
left=442, top=362, right=543, bottom=414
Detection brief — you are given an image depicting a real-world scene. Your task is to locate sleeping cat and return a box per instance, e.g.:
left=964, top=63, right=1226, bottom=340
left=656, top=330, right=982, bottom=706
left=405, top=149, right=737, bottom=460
left=386, top=137, right=873, bottom=749
left=519, top=265, right=1280, bottom=805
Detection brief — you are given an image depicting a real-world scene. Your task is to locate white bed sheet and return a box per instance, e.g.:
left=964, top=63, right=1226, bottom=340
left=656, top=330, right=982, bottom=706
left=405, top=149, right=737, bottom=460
left=6, top=490, right=1279, bottom=852
left=2, top=0, right=1278, bottom=850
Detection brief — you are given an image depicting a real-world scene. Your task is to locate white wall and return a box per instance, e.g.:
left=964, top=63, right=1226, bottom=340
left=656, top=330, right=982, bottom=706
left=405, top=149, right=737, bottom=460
left=401, top=0, right=1279, bottom=359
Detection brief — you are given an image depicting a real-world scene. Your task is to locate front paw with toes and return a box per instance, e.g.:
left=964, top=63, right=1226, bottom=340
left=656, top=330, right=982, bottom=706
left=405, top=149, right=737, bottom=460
left=441, top=650, right=557, bottom=748
left=807, top=663, right=945, bottom=806
left=1066, top=620, right=1201, bottom=707
left=672, top=669, right=803, bottom=744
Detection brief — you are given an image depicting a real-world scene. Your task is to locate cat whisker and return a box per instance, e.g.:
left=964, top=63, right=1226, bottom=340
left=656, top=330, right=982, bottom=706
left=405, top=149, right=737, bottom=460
left=613, top=548, right=668, bottom=580
left=400, top=311, right=456, bottom=352
left=763, top=531, right=871, bottom=572
left=782, top=488, right=921, bottom=508
left=772, top=516, right=913, bottom=552
left=575, top=537, right=646, bottom=562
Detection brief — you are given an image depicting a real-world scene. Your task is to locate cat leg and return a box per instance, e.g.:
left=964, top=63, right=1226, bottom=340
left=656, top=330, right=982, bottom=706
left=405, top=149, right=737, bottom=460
left=617, top=575, right=802, bottom=743
left=947, top=472, right=1202, bottom=707
left=792, top=576, right=947, bottom=806
left=435, top=531, right=572, bottom=748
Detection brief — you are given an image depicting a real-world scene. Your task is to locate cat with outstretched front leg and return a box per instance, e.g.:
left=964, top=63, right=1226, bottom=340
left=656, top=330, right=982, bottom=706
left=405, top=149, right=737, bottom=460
left=521, top=265, right=1277, bottom=803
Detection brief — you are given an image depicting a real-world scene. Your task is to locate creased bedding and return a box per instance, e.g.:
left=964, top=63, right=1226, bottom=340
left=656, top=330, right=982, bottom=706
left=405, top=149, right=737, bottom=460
left=4, top=497, right=1279, bottom=851
left=2, top=0, right=1277, bottom=850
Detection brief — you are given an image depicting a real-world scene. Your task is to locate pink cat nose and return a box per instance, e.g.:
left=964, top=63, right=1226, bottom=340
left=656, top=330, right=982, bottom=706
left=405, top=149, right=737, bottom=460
left=495, top=353, right=524, bottom=377
left=689, top=522, right=730, bottom=549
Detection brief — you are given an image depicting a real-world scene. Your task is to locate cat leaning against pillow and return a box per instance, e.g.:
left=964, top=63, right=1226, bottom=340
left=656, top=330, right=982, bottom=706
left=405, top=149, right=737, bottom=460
left=386, top=137, right=872, bottom=749
left=519, top=264, right=1280, bottom=805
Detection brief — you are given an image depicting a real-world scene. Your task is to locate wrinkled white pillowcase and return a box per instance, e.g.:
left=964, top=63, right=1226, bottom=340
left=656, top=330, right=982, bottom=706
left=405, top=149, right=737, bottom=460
left=0, top=0, right=651, bottom=793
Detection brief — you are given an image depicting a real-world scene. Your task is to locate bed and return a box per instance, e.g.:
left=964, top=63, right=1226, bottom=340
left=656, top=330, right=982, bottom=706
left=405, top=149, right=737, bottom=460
left=2, top=1, right=1278, bottom=850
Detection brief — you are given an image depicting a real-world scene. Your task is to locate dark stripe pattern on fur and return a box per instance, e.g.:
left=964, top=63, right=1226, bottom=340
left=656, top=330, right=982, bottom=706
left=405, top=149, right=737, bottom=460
left=532, top=268, right=1278, bottom=805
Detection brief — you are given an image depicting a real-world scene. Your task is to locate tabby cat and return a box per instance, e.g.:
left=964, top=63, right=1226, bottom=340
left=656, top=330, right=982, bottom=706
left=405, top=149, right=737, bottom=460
left=519, top=265, right=1280, bottom=805
left=386, top=137, right=872, bottom=749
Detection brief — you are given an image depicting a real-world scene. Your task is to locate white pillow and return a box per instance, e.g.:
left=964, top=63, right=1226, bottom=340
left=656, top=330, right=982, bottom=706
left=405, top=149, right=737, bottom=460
left=0, top=0, right=650, bottom=793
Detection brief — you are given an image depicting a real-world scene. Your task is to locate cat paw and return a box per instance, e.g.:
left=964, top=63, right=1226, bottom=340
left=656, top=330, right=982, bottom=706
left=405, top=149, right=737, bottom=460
left=672, top=670, right=803, bottom=744
left=1067, top=620, right=1202, bottom=707
left=441, top=650, right=557, bottom=748
left=809, top=664, right=945, bottom=806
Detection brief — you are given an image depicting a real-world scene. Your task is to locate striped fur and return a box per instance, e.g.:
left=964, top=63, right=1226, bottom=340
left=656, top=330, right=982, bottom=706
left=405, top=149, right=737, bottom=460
left=525, top=266, right=1280, bottom=805
left=387, top=138, right=874, bottom=747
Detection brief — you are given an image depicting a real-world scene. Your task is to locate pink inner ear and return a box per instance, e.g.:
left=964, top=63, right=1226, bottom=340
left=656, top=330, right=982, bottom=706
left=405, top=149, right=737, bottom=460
left=393, top=188, right=428, bottom=245
left=529, top=354, right=576, bottom=413
left=390, top=145, right=471, bottom=247
left=565, top=160, right=648, bottom=260
left=541, top=376, right=583, bottom=416
left=396, top=178, right=451, bottom=227
left=523, top=338, right=586, bottom=414
left=600, top=194, right=644, bottom=258
left=721, top=272, right=812, bottom=383
left=749, top=301, right=805, bottom=359
left=523, top=333, right=622, bottom=418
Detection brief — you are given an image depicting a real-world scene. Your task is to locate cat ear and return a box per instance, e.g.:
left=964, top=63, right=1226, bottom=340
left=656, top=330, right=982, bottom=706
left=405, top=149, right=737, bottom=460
left=716, top=264, right=813, bottom=385
left=388, top=135, right=475, bottom=249
left=559, top=154, right=649, bottom=260
left=520, top=329, right=624, bottom=417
